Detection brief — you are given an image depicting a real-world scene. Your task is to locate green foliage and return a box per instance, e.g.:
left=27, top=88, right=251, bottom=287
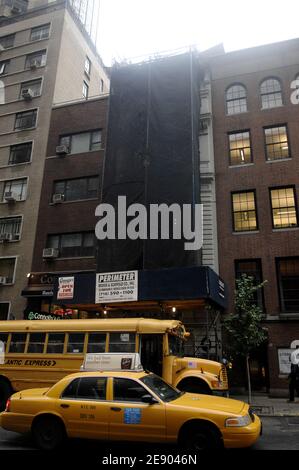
left=223, top=274, right=267, bottom=358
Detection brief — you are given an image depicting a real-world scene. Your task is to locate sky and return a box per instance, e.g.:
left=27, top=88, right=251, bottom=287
left=97, top=0, right=299, bottom=66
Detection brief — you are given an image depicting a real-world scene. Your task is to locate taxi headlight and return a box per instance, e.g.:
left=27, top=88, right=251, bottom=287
left=225, top=415, right=251, bottom=427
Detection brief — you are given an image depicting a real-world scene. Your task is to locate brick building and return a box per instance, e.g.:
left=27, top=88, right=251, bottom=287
left=209, top=38, right=299, bottom=395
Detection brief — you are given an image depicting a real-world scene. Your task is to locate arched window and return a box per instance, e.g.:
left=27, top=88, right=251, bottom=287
left=260, top=78, right=282, bottom=109
left=226, top=84, right=247, bottom=115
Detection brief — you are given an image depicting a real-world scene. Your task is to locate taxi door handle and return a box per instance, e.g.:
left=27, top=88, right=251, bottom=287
left=60, top=404, right=70, bottom=408
left=110, top=407, right=121, bottom=412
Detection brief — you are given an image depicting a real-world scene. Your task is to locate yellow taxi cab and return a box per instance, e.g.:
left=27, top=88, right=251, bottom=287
left=0, top=369, right=261, bottom=451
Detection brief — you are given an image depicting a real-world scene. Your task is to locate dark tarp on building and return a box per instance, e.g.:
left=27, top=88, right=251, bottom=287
left=98, top=52, right=202, bottom=272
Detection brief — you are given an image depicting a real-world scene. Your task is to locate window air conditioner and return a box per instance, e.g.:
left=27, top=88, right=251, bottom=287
left=52, top=193, right=64, bottom=204
left=4, top=191, right=17, bottom=202
left=0, top=233, right=13, bottom=242
left=55, top=145, right=69, bottom=156
left=22, top=88, right=34, bottom=101
left=42, top=248, right=59, bottom=259
left=30, top=60, right=38, bottom=70
left=0, top=276, right=7, bottom=285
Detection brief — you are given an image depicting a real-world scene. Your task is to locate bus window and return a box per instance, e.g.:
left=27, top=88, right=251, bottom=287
left=109, top=333, right=135, bottom=353
left=169, top=335, right=184, bottom=357
left=46, top=333, right=65, bottom=354
left=9, top=333, right=27, bottom=353
left=0, top=333, right=8, bottom=352
left=87, top=333, right=106, bottom=353
left=67, top=333, right=85, bottom=354
left=27, top=333, right=46, bottom=354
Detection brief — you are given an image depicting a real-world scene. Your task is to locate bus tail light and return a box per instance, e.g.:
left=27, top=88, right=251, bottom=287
left=5, top=398, right=11, bottom=412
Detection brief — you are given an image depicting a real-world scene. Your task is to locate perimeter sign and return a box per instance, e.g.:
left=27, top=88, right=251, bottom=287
left=95, top=271, right=138, bottom=303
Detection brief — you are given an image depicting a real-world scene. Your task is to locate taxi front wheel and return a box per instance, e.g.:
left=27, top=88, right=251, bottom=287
left=32, top=416, right=66, bottom=451
left=180, top=423, right=223, bottom=451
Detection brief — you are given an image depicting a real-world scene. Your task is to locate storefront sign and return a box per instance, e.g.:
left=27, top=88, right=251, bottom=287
left=278, top=348, right=292, bottom=374
left=95, top=271, right=138, bottom=303
left=26, top=311, right=63, bottom=321
left=57, top=276, right=74, bottom=300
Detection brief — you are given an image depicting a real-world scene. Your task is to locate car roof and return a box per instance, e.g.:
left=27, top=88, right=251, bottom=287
left=62, top=370, right=149, bottom=380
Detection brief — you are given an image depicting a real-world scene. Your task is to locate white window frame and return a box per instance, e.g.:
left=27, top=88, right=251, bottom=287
left=0, top=214, right=23, bottom=241
left=0, top=256, right=18, bottom=285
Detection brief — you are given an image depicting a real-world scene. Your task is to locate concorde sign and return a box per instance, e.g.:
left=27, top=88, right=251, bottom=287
left=95, top=271, right=138, bottom=303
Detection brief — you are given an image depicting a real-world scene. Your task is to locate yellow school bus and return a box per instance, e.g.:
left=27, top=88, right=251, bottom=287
left=0, top=318, right=228, bottom=410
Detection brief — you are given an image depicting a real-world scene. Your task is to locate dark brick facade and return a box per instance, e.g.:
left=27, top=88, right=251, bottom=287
left=32, top=96, right=108, bottom=273
left=209, top=39, right=299, bottom=393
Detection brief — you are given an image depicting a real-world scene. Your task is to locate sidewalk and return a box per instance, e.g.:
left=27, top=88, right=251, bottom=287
left=232, top=395, right=299, bottom=417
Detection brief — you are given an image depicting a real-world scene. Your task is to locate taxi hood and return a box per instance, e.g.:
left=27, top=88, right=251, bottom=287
left=172, top=392, right=247, bottom=415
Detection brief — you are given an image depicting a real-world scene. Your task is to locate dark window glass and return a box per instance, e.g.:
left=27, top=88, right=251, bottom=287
left=235, top=260, right=264, bottom=309
left=9, top=142, right=32, bottom=165
left=0, top=217, right=22, bottom=241
left=260, top=78, right=283, bottom=109
left=9, top=333, right=27, bottom=353
left=0, top=332, right=8, bottom=348
left=85, top=56, right=91, bottom=75
left=53, top=176, right=99, bottom=202
left=83, top=81, right=89, bottom=99
left=0, top=60, right=9, bottom=75
left=232, top=191, right=257, bottom=232
left=59, top=130, right=102, bottom=154
left=62, top=378, right=80, bottom=398
left=229, top=131, right=252, bottom=165
left=15, top=110, right=37, bottom=130
left=30, top=24, right=50, bottom=41
left=47, top=232, right=95, bottom=258
left=264, top=125, right=290, bottom=161
left=270, top=187, right=298, bottom=229
left=0, top=34, right=15, bottom=49
left=226, top=84, right=247, bottom=115
left=113, top=378, right=146, bottom=402
left=67, top=333, right=85, bottom=353
left=46, top=333, right=65, bottom=354
left=277, top=258, right=299, bottom=312
left=0, top=258, right=16, bottom=284
left=77, top=377, right=107, bottom=400
left=109, top=333, right=136, bottom=353
left=27, top=333, right=46, bottom=353
left=87, top=333, right=106, bottom=353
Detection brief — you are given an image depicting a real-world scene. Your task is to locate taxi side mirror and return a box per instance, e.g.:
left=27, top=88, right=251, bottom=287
left=141, top=394, right=158, bottom=404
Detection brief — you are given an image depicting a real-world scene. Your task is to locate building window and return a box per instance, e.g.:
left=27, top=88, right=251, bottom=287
left=0, top=216, right=22, bottom=241
left=270, top=187, right=298, bottom=229
left=0, top=257, right=16, bottom=284
left=260, top=78, right=283, bottom=109
left=85, top=56, right=91, bottom=75
left=9, top=142, right=32, bottom=165
left=0, top=60, right=9, bottom=75
left=1, top=178, right=27, bottom=202
left=0, top=34, right=15, bottom=49
left=235, top=259, right=264, bottom=309
left=47, top=232, right=95, bottom=258
left=277, top=257, right=299, bottom=312
left=264, top=125, right=290, bottom=161
left=229, top=130, right=252, bottom=166
left=232, top=191, right=258, bottom=232
left=20, top=79, right=42, bottom=98
left=53, top=176, right=99, bottom=202
left=100, top=78, right=104, bottom=93
left=25, top=50, right=47, bottom=69
left=0, top=303, right=9, bottom=321
left=30, top=24, right=50, bottom=42
left=83, top=81, right=89, bottom=99
left=226, top=84, right=247, bottom=115
left=60, top=130, right=102, bottom=154
left=15, top=110, right=37, bottom=130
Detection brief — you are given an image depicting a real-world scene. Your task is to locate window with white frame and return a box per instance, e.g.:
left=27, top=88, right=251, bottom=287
left=0, top=34, right=15, bottom=49
left=1, top=178, right=27, bottom=202
left=83, top=81, right=89, bottom=99
left=0, top=216, right=22, bottom=241
left=25, top=50, right=46, bottom=69
left=85, top=56, right=91, bottom=75
left=30, top=24, right=50, bottom=42
left=260, top=78, right=283, bottom=109
left=0, top=257, right=16, bottom=284
left=60, top=130, right=102, bottom=154
left=20, top=79, right=42, bottom=98
left=0, top=60, right=9, bottom=75
left=226, top=84, right=247, bottom=115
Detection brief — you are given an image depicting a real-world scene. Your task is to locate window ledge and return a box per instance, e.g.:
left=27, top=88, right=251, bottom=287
left=0, top=200, right=26, bottom=204
left=266, top=158, right=292, bottom=163
left=261, top=105, right=285, bottom=111
left=229, top=163, right=254, bottom=169
left=233, top=230, right=259, bottom=235
left=46, top=256, right=95, bottom=261
left=272, top=227, right=299, bottom=232
left=225, top=111, right=249, bottom=117
left=0, top=162, right=31, bottom=169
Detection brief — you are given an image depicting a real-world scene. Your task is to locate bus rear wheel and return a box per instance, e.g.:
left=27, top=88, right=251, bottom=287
left=32, top=416, right=65, bottom=451
left=0, top=378, right=12, bottom=411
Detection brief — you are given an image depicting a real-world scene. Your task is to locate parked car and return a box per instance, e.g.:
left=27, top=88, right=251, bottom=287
left=0, top=370, right=261, bottom=451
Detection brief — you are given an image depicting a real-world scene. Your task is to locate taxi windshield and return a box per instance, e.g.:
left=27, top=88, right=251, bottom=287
left=141, top=374, right=184, bottom=402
